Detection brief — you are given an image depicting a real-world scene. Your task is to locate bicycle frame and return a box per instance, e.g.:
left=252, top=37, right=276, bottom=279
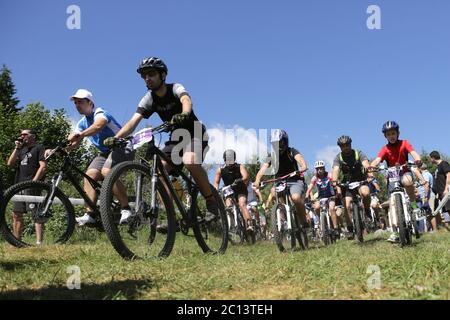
left=40, top=148, right=105, bottom=217
left=275, top=180, right=295, bottom=232
left=143, top=136, right=200, bottom=229
left=319, top=198, right=333, bottom=231
left=385, top=165, right=412, bottom=228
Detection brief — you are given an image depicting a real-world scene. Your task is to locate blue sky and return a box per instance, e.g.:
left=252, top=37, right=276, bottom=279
left=1, top=0, right=449, bottom=169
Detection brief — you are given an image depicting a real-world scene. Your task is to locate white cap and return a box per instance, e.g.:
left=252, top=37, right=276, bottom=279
left=70, top=89, right=94, bottom=104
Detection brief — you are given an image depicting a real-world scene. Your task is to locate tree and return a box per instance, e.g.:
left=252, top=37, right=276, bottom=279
left=0, top=64, right=20, bottom=113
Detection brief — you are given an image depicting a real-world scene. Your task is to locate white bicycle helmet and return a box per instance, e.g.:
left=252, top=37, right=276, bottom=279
left=314, top=160, right=325, bottom=169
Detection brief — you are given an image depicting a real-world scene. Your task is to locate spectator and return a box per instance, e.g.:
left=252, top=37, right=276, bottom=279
left=7, top=128, right=46, bottom=244
left=429, top=151, right=450, bottom=230
left=419, top=163, right=435, bottom=231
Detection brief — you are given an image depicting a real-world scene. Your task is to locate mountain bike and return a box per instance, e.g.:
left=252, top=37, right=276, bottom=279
left=221, top=185, right=247, bottom=244
left=317, top=197, right=336, bottom=245
left=99, top=123, right=228, bottom=260
left=0, top=142, right=109, bottom=247
left=374, top=163, right=421, bottom=247
left=338, top=180, right=368, bottom=243
left=261, top=171, right=308, bottom=252
left=247, top=201, right=266, bottom=241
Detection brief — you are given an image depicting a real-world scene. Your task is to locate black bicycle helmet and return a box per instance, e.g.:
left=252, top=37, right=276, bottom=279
left=382, top=121, right=399, bottom=134
left=137, top=57, right=168, bottom=75
left=271, top=129, right=289, bottom=152
left=223, top=149, right=236, bottom=162
left=337, top=135, right=352, bottom=146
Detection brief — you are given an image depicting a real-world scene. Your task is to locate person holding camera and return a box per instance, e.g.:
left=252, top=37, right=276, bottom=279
left=7, top=128, right=46, bottom=244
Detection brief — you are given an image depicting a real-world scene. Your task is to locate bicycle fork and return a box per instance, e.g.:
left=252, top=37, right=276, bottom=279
left=39, top=171, right=64, bottom=217
left=388, top=191, right=410, bottom=228
left=150, top=154, right=159, bottom=219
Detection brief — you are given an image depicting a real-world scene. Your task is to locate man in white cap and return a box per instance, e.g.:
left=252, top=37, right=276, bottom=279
left=67, top=89, right=134, bottom=225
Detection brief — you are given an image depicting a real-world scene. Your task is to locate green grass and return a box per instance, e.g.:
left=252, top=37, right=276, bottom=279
left=0, top=230, right=449, bottom=300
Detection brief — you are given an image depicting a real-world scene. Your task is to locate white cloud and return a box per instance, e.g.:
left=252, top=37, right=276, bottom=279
left=315, top=145, right=340, bottom=170
left=204, top=125, right=270, bottom=166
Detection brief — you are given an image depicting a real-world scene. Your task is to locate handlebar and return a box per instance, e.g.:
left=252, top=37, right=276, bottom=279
left=368, top=162, right=417, bottom=173
left=44, top=141, right=71, bottom=161
left=260, top=170, right=305, bottom=188
left=336, top=180, right=368, bottom=189
left=104, top=122, right=174, bottom=148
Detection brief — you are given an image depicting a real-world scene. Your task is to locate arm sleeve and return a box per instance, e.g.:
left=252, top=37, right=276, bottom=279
left=377, top=147, right=387, bottom=161
left=94, top=108, right=109, bottom=122
left=443, top=161, right=450, bottom=174
left=136, top=92, right=154, bottom=119
left=332, top=154, right=340, bottom=167
left=173, top=83, right=190, bottom=99
left=404, top=140, right=415, bottom=153
left=291, top=148, right=302, bottom=158
left=359, top=150, right=369, bottom=162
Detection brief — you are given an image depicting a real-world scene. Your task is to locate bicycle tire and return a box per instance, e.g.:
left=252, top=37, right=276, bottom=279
left=271, top=204, right=297, bottom=252
left=320, top=211, right=330, bottom=246
left=395, top=194, right=410, bottom=247
left=0, top=181, right=75, bottom=247
left=190, top=184, right=228, bottom=254
left=352, top=203, right=364, bottom=243
left=99, top=161, right=176, bottom=260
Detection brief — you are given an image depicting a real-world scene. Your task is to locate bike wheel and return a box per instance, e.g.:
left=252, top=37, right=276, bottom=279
left=99, top=161, right=176, bottom=260
left=352, top=203, right=364, bottom=243
left=0, top=181, right=75, bottom=247
left=320, top=211, right=330, bottom=246
left=190, top=184, right=228, bottom=254
left=294, top=212, right=308, bottom=250
left=410, top=210, right=420, bottom=240
left=271, top=204, right=296, bottom=252
left=227, top=207, right=242, bottom=245
left=395, top=194, right=411, bottom=247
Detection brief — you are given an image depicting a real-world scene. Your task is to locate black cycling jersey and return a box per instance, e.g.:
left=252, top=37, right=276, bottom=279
left=266, top=148, right=303, bottom=182
left=136, top=83, right=207, bottom=141
left=221, top=163, right=243, bottom=187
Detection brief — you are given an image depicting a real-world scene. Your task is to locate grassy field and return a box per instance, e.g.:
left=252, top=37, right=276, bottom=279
left=0, top=229, right=449, bottom=300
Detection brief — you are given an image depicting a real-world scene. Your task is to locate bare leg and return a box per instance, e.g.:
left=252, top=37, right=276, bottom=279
left=84, top=169, right=103, bottom=213
left=13, top=212, right=24, bottom=240
left=102, top=167, right=129, bottom=208
left=35, top=223, right=43, bottom=244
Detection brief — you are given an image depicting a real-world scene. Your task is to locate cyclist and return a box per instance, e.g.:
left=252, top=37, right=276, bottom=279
left=64, top=89, right=133, bottom=226
left=370, top=121, right=429, bottom=242
left=305, top=160, right=339, bottom=237
left=254, top=129, right=309, bottom=228
left=246, top=181, right=265, bottom=233
left=107, top=57, right=219, bottom=222
left=213, top=149, right=253, bottom=232
left=332, top=135, right=372, bottom=239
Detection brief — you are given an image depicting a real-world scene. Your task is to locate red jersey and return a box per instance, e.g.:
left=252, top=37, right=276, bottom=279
left=377, top=140, right=415, bottom=167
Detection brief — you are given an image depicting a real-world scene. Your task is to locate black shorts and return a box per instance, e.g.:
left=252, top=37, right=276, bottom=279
left=231, top=183, right=248, bottom=199
left=88, top=147, right=134, bottom=172
left=162, top=138, right=209, bottom=171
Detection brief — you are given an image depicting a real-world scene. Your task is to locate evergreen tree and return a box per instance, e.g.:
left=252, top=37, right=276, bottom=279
left=0, top=64, right=20, bottom=112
